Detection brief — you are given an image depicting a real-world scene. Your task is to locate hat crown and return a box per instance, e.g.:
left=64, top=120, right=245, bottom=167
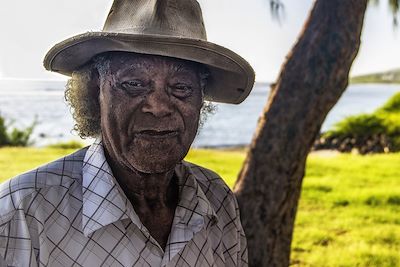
left=103, top=0, right=207, bottom=39
left=44, top=0, right=255, bottom=104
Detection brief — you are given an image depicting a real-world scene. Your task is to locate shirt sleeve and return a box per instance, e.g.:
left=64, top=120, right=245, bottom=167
left=0, top=209, right=39, bottom=267
left=0, top=177, right=39, bottom=267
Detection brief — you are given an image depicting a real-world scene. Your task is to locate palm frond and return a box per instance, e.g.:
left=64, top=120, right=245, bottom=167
left=388, top=0, right=399, bottom=26
left=269, top=0, right=285, bottom=22
left=371, top=0, right=399, bottom=26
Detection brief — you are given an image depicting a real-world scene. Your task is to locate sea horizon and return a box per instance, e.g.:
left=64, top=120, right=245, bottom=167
left=0, top=79, right=399, bottom=147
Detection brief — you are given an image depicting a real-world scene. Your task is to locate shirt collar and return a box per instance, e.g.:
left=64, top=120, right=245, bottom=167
left=162, top=162, right=218, bottom=264
left=81, top=139, right=130, bottom=237
left=174, top=162, right=218, bottom=225
left=81, top=139, right=217, bottom=238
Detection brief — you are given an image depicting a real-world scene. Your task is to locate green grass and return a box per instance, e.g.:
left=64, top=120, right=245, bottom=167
left=0, top=147, right=78, bottom=179
left=1, top=147, right=399, bottom=266
left=292, top=153, right=400, bottom=266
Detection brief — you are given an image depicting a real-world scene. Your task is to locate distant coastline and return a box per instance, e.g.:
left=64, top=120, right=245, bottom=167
left=350, top=68, right=400, bottom=84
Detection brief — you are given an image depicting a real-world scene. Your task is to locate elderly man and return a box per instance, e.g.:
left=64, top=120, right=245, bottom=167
left=0, top=0, right=254, bottom=266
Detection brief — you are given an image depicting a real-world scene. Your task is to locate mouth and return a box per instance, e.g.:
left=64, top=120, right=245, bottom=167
left=135, top=130, right=179, bottom=139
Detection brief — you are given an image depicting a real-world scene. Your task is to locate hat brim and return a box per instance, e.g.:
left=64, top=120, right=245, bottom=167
left=43, top=32, right=255, bottom=104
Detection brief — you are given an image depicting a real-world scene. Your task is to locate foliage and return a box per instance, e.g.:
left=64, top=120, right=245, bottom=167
left=388, top=0, right=400, bottom=25
left=269, top=0, right=285, bottom=22
left=272, top=0, right=400, bottom=26
left=8, top=124, right=36, bottom=147
left=377, top=91, right=400, bottom=113
left=1, top=148, right=400, bottom=266
left=324, top=114, right=386, bottom=139
left=366, top=0, right=399, bottom=26
left=0, top=116, right=8, bottom=146
left=47, top=140, right=85, bottom=149
left=0, top=113, right=36, bottom=147
left=323, top=92, right=400, bottom=150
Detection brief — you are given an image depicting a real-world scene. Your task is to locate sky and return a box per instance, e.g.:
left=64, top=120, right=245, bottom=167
left=0, top=0, right=399, bottom=82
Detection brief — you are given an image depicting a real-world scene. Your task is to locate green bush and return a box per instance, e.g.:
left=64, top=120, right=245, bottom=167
left=47, top=140, right=84, bottom=149
left=0, top=113, right=36, bottom=147
left=377, top=92, right=400, bottom=113
left=324, top=114, right=386, bottom=139
left=322, top=91, right=400, bottom=151
left=0, top=115, right=9, bottom=146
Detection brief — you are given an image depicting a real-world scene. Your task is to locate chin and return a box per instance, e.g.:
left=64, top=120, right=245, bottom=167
left=132, top=161, right=175, bottom=174
left=128, top=154, right=183, bottom=174
left=127, top=141, right=189, bottom=174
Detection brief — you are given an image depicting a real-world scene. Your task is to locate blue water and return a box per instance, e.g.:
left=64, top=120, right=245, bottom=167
left=0, top=79, right=399, bottom=147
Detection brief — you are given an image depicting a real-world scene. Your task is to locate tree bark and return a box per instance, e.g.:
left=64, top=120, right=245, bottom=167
left=234, top=0, right=368, bottom=266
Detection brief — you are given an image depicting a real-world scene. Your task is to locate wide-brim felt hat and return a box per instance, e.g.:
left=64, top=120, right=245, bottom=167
left=43, top=0, right=255, bottom=104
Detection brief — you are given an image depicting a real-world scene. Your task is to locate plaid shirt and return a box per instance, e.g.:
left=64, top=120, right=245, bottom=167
left=0, top=140, right=247, bottom=266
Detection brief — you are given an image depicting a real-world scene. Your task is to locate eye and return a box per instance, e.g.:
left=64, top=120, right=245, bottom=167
left=170, top=83, right=193, bottom=98
left=118, top=79, right=149, bottom=95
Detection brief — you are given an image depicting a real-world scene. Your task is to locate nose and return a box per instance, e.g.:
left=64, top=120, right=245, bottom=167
left=141, top=87, right=173, bottom=117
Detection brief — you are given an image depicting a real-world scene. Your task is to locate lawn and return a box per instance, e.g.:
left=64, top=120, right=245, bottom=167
left=1, top=147, right=399, bottom=266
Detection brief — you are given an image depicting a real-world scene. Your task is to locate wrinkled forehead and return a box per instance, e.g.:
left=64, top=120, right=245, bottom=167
left=100, top=52, right=203, bottom=75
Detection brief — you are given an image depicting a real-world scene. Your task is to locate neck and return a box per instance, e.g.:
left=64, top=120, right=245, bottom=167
left=103, top=146, right=179, bottom=210
left=101, top=139, right=180, bottom=250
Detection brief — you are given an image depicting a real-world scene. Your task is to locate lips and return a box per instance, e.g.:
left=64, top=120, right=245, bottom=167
left=135, top=129, right=179, bottom=139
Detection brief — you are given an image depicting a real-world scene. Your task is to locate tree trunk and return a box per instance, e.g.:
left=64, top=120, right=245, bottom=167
left=234, top=0, right=368, bottom=266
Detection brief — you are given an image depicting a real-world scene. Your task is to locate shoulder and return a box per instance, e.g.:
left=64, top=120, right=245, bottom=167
left=183, top=161, right=247, bottom=264
left=184, top=161, right=233, bottom=193
left=183, top=161, right=239, bottom=216
left=0, top=147, right=88, bottom=225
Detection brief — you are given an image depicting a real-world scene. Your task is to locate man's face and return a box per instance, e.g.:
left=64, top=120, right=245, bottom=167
left=98, top=53, right=203, bottom=173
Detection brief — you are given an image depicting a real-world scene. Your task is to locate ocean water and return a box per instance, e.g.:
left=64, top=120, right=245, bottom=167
left=0, top=79, right=399, bottom=147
